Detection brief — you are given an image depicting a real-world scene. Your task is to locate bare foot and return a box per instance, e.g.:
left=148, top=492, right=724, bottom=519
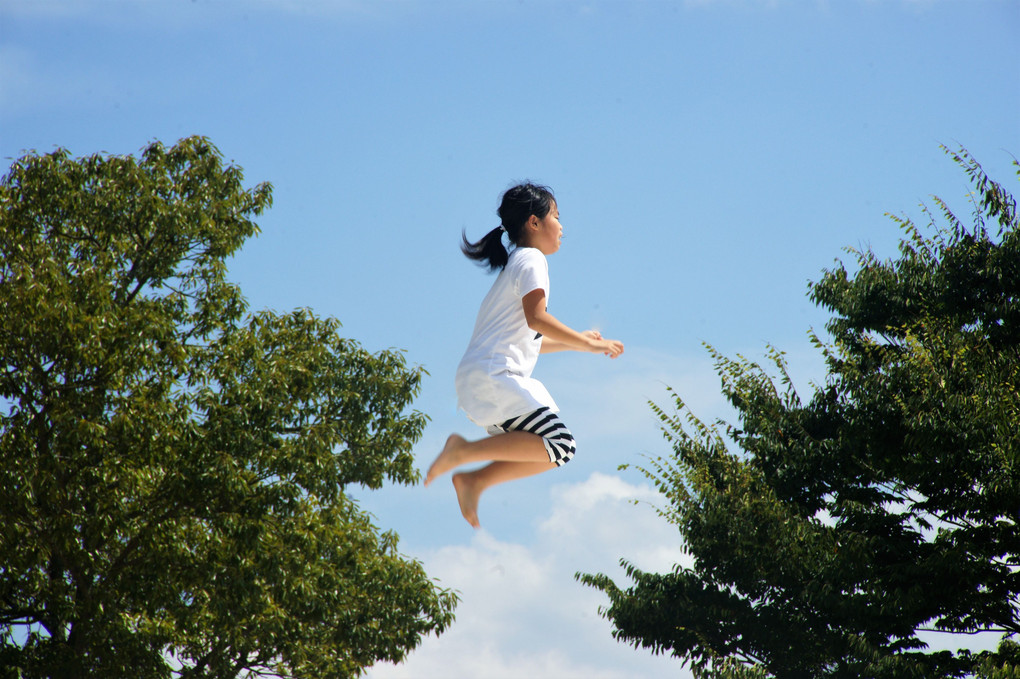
left=425, top=434, right=466, bottom=486
left=452, top=472, right=481, bottom=528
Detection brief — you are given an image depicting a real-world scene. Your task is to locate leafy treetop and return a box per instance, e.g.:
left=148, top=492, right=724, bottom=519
left=0, top=137, right=456, bottom=679
left=579, top=147, right=1020, bottom=679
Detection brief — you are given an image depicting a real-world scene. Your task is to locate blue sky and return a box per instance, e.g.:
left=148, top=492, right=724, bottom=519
left=3, top=1, right=1018, bottom=677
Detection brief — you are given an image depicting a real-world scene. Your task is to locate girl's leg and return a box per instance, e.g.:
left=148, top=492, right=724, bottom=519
left=453, top=460, right=556, bottom=528
left=424, top=430, right=549, bottom=486
left=426, top=408, right=575, bottom=527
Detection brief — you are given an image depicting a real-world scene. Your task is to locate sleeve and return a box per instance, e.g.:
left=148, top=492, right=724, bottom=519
left=513, top=249, right=550, bottom=299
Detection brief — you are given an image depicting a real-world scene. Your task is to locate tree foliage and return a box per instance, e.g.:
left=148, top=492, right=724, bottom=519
left=579, top=147, right=1020, bottom=679
left=0, top=137, right=456, bottom=678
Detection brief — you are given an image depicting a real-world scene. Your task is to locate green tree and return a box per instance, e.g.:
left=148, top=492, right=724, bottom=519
left=0, top=137, right=456, bottom=678
left=579, top=147, right=1020, bottom=679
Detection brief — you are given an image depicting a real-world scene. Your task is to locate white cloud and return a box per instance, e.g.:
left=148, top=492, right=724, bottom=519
left=537, top=471, right=694, bottom=575
left=366, top=472, right=693, bottom=679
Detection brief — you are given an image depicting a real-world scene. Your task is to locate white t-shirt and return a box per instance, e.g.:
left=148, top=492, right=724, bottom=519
left=455, top=247, right=558, bottom=426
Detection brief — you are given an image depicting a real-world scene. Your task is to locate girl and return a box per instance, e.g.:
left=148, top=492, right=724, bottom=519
left=425, top=183, right=624, bottom=528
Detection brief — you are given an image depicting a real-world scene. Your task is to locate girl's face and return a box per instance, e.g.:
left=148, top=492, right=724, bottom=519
left=526, top=200, right=563, bottom=255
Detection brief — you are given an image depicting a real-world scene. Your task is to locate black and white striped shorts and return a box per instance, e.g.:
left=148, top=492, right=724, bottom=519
left=488, top=407, right=576, bottom=466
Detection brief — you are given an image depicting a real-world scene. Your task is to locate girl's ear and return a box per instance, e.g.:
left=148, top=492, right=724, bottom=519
left=518, top=216, right=537, bottom=247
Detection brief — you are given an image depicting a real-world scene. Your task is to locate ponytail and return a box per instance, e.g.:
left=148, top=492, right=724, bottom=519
left=461, top=182, right=555, bottom=272
left=461, top=226, right=509, bottom=272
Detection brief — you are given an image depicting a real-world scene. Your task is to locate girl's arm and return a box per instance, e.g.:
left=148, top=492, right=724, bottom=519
left=539, top=330, right=602, bottom=354
left=522, top=289, right=624, bottom=358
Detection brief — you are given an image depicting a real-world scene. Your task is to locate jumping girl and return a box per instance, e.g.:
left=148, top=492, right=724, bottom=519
left=425, top=183, right=624, bottom=528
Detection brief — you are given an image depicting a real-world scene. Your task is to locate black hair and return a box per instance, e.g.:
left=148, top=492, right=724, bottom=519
left=461, top=182, right=556, bottom=272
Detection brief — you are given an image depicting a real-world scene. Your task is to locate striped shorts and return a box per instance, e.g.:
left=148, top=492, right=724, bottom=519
left=487, top=407, right=576, bottom=466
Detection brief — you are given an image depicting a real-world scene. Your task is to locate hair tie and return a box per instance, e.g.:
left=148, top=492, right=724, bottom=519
left=498, top=225, right=507, bottom=234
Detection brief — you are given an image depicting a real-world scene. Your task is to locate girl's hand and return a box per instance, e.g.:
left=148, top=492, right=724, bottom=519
left=584, top=330, right=624, bottom=358
left=599, top=338, right=625, bottom=358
